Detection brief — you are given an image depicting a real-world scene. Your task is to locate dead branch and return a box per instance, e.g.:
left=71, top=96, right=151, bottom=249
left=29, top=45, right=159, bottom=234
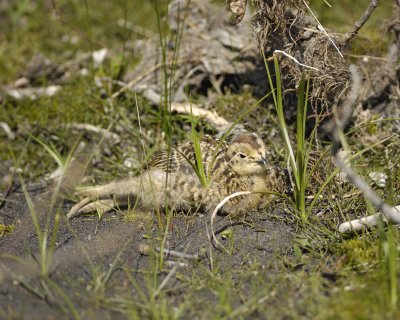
left=330, top=65, right=400, bottom=233
left=210, top=191, right=251, bottom=253
left=131, top=83, right=231, bottom=132
left=302, top=0, right=344, bottom=59
left=0, top=122, right=15, bottom=140
left=138, top=243, right=200, bottom=261
left=338, top=206, right=400, bottom=233
left=66, top=123, right=121, bottom=145
left=344, top=0, right=379, bottom=44
left=170, top=102, right=230, bottom=132
left=3, top=85, right=61, bottom=100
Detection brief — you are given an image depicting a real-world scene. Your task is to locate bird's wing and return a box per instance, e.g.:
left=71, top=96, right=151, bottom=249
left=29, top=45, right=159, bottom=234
left=148, top=141, right=196, bottom=173
left=147, top=136, right=228, bottom=174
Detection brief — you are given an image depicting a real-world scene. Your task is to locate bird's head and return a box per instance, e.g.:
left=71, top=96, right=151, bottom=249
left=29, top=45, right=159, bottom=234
left=227, top=132, right=269, bottom=176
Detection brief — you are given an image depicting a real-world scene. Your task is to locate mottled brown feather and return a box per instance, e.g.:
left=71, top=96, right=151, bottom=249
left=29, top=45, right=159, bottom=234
left=148, top=135, right=229, bottom=176
left=67, top=132, right=284, bottom=219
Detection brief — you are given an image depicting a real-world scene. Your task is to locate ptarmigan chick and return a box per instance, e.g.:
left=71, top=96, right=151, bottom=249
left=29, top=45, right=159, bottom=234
left=66, top=132, right=282, bottom=219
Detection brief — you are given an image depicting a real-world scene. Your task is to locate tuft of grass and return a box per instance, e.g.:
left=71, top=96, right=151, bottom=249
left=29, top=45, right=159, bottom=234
left=17, top=136, right=79, bottom=277
left=190, top=104, right=208, bottom=187
left=263, top=53, right=311, bottom=221
left=152, top=0, right=186, bottom=270
left=295, top=72, right=310, bottom=221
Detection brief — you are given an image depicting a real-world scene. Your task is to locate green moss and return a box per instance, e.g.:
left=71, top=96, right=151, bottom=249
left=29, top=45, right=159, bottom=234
left=0, top=224, right=14, bottom=237
left=0, top=0, right=166, bottom=83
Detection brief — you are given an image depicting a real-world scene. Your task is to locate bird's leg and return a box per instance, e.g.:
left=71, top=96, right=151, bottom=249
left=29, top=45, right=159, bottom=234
left=78, top=198, right=120, bottom=215
left=67, top=178, right=140, bottom=219
left=67, top=198, right=115, bottom=219
left=67, top=197, right=93, bottom=219
left=67, top=195, right=135, bottom=219
left=74, top=178, right=139, bottom=199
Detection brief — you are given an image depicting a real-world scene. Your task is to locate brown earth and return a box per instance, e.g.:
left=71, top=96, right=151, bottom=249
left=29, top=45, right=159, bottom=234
left=0, top=182, right=295, bottom=319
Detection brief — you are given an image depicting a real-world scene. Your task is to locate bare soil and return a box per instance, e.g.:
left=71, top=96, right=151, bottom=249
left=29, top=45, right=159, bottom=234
left=0, top=183, right=295, bottom=319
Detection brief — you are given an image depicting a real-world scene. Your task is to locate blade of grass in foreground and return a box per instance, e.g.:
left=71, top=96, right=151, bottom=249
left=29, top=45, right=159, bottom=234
left=191, top=104, right=208, bottom=187
left=272, top=55, right=298, bottom=178
left=295, top=73, right=310, bottom=221
left=263, top=50, right=312, bottom=221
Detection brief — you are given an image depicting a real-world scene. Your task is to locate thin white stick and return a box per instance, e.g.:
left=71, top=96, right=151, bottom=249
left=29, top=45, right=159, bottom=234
left=138, top=243, right=200, bottom=260
left=153, top=260, right=179, bottom=298
left=330, top=65, right=400, bottom=233
left=274, top=50, right=320, bottom=72
left=338, top=213, right=382, bottom=233
left=210, top=191, right=251, bottom=252
left=338, top=206, right=400, bottom=234
left=171, top=102, right=230, bottom=131
left=66, top=123, right=120, bottom=144
left=302, top=0, right=344, bottom=59
left=0, top=122, right=15, bottom=140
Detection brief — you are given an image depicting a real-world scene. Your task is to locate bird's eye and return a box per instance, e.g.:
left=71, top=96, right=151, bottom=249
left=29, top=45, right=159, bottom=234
left=238, top=153, right=246, bottom=159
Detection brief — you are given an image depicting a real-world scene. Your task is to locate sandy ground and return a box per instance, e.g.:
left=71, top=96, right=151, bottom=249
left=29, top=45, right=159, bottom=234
left=0, top=183, right=294, bottom=318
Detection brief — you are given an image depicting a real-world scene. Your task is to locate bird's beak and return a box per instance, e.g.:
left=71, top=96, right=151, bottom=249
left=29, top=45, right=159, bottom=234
left=256, top=156, right=267, bottom=165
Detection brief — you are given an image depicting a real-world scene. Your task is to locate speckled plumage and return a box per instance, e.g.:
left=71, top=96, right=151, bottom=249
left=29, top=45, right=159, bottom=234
left=67, top=132, right=283, bottom=219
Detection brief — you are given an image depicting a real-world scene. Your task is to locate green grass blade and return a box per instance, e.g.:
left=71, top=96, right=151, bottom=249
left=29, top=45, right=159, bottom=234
left=261, top=52, right=297, bottom=182
left=46, top=278, right=81, bottom=320
left=30, top=135, right=64, bottom=167
left=273, top=56, right=297, bottom=176
left=295, top=72, right=308, bottom=219
left=47, top=211, right=60, bottom=274
left=261, top=50, right=277, bottom=107
left=19, top=175, right=43, bottom=245
left=190, top=104, right=207, bottom=187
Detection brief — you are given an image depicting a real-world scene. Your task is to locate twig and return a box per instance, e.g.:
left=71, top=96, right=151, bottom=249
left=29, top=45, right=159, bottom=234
left=138, top=243, right=200, bottom=260
left=350, top=54, right=389, bottom=62
left=153, top=261, right=178, bottom=298
left=305, top=191, right=362, bottom=201
left=338, top=208, right=399, bottom=233
left=170, top=102, right=230, bottom=131
left=0, top=166, right=19, bottom=210
left=274, top=50, right=320, bottom=72
left=66, top=123, right=120, bottom=144
left=0, top=122, right=15, bottom=140
left=302, top=0, right=344, bottom=59
left=110, top=56, right=191, bottom=100
left=344, top=0, right=379, bottom=44
left=210, top=191, right=251, bottom=252
left=0, top=182, right=15, bottom=210
left=164, top=260, right=189, bottom=268
left=131, top=84, right=231, bottom=131
left=323, top=0, right=332, bottom=8
left=110, top=62, right=163, bottom=100
left=4, top=85, right=61, bottom=100
left=330, top=65, right=400, bottom=233
left=334, top=156, right=400, bottom=232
